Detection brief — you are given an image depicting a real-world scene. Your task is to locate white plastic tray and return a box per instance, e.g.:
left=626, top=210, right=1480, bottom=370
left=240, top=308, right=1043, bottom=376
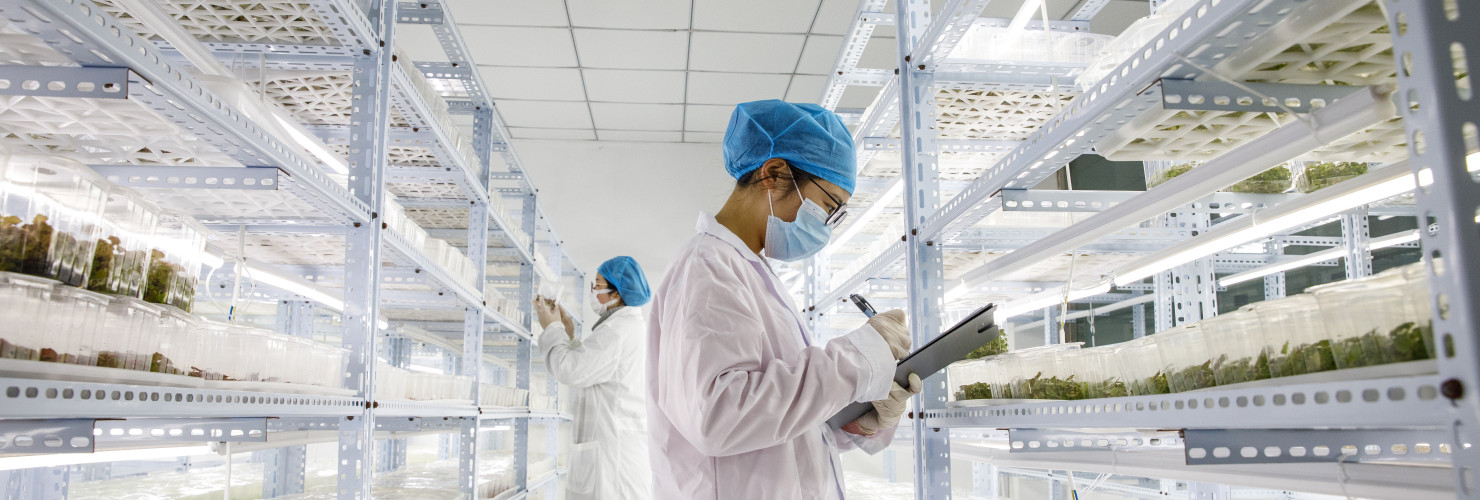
left=202, top=379, right=357, bottom=397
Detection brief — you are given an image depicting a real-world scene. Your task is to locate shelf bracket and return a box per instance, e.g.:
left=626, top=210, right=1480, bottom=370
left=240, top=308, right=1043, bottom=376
left=0, top=65, right=131, bottom=99
left=0, top=419, right=94, bottom=454
left=94, top=418, right=268, bottom=443
left=394, top=2, right=443, bottom=24
left=1159, top=80, right=1364, bottom=114
left=1007, top=429, right=1183, bottom=454
left=89, top=166, right=282, bottom=191
left=1183, top=429, right=1454, bottom=465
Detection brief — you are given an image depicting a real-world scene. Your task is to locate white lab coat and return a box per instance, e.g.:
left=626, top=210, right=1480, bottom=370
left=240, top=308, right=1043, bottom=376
left=646, top=213, right=898, bottom=500
left=538, top=305, right=652, bottom=499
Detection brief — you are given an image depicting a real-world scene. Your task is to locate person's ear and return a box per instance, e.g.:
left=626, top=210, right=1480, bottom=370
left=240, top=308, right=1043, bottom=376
left=757, top=158, right=790, bottom=191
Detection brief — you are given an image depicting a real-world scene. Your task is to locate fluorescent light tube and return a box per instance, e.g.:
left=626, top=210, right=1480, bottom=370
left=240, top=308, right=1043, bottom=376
left=1114, top=164, right=1416, bottom=286
left=0, top=445, right=214, bottom=471
left=998, top=282, right=1111, bottom=318
left=1008, top=0, right=1047, bottom=31
left=1218, top=229, right=1420, bottom=287
left=243, top=262, right=346, bottom=311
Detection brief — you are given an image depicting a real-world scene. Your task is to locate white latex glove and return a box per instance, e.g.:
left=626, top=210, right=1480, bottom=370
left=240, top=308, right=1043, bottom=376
left=532, top=298, right=560, bottom=329
left=868, top=309, right=911, bottom=360
left=842, top=373, right=923, bottom=436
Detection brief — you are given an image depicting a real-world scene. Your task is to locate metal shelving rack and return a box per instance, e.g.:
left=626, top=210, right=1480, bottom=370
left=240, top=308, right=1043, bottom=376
left=0, top=0, right=575, bottom=498
left=807, top=0, right=1473, bottom=498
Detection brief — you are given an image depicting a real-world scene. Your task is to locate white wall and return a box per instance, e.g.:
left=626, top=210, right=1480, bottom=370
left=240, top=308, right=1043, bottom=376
left=513, top=139, right=734, bottom=287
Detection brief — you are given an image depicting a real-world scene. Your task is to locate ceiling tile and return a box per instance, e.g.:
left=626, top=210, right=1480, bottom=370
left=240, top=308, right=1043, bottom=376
left=509, top=128, right=597, bottom=140
left=837, top=86, right=882, bottom=109
left=810, top=0, right=857, bottom=35
left=582, top=69, right=685, bottom=103
left=686, top=73, right=790, bottom=105
left=856, top=35, right=898, bottom=70
left=688, top=33, right=806, bottom=74
left=495, top=101, right=593, bottom=129
left=566, top=0, right=690, bottom=29
left=785, top=75, right=828, bottom=103
left=446, top=0, right=569, bottom=26
left=597, top=130, right=684, bottom=142
left=589, top=103, right=684, bottom=131
left=478, top=67, right=586, bottom=101
left=796, top=35, right=843, bottom=75
left=394, top=25, right=447, bottom=62
left=573, top=29, right=688, bottom=70
left=685, top=132, right=725, bottom=143
left=693, top=0, right=821, bottom=33
left=463, top=27, right=577, bottom=67
left=685, top=104, right=735, bottom=132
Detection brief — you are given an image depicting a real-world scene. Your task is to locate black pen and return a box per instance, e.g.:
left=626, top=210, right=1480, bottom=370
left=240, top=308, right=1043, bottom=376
left=849, top=294, right=876, bottom=318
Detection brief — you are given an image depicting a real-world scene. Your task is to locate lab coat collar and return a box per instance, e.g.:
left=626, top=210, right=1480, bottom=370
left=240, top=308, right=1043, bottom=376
left=695, top=212, right=764, bottom=265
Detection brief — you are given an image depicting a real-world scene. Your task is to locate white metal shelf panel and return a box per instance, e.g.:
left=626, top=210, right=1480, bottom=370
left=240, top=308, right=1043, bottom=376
left=924, top=375, right=1447, bottom=430
left=0, top=377, right=362, bottom=419
left=1097, top=2, right=1408, bottom=163
left=0, top=0, right=372, bottom=224
left=374, top=400, right=478, bottom=418
left=92, top=0, right=346, bottom=46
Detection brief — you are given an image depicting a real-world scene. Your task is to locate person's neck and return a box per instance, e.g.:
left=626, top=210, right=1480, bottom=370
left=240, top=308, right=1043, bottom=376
left=714, top=191, right=765, bottom=256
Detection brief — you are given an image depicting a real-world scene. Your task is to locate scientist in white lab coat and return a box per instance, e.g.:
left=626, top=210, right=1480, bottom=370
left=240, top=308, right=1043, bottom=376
left=533, top=255, right=653, bottom=499
left=647, top=99, right=921, bottom=499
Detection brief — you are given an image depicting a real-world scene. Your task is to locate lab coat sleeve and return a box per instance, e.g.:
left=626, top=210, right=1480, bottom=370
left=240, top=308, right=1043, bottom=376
left=538, top=321, right=624, bottom=389
left=656, top=254, right=895, bottom=457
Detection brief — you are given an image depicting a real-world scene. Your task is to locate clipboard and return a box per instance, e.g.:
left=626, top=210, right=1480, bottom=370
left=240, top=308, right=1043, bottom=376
left=826, top=303, right=998, bottom=429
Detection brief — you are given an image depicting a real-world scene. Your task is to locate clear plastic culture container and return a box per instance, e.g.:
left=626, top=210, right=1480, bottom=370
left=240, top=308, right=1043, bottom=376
left=144, top=212, right=208, bottom=312
left=87, top=186, right=159, bottom=298
left=193, top=321, right=235, bottom=380
left=1082, top=346, right=1128, bottom=398
left=154, top=307, right=199, bottom=376
left=1251, top=295, right=1337, bottom=377
left=0, top=155, right=108, bottom=286
left=0, top=272, right=55, bottom=360
left=98, top=297, right=161, bottom=371
left=1118, top=336, right=1170, bottom=395
left=949, top=358, right=998, bottom=402
left=41, top=285, right=111, bottom=365
left=1298, top=161, right=1367, bottom=193
left=257, top=330, right=290, bottom=383
left=1400, top=262, right=1437, bottom=359
left=1201, top=309, right=1271, bottom=386
left=1313, top=271, right=1430, bottom=369
left=1161, top=324, right=1216, bottom=393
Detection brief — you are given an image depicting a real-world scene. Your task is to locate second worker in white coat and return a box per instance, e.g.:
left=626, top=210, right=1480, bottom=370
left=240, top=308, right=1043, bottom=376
left=534, top=255, right=653, bottom=499
left=647, top=100, right=921, bottom=499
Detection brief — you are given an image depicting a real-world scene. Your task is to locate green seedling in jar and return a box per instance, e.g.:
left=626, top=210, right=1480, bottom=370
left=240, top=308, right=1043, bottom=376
left=955, top=382, right=993, bottom=401
left=1390, top=321, right=1432, bottom=363
left=1227, top=166, right=1292, bottom=194
left=1301, top=162, right=1367, bottom=192
left=964, top=331, right=1009, bottom=359
left=1092, top=378, right=1129, bottom=398
left=1139, top=371, right=1171, bottom=395
left=1212, top=351, right=1271, bottom=385
left=0, top=214, right=54, bottom=277
left=1026, top=372, right=1086, bottom=400
left=1170, top=360, right=1216, bottom=392
left=1270, top=340, right=1338, bottom=377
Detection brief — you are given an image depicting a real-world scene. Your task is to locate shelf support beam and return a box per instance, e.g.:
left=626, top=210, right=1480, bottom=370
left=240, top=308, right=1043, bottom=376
left=1384, top=1, right=1480, bottom=494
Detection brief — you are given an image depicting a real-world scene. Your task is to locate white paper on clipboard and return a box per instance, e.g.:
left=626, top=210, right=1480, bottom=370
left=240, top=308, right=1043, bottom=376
left=826, top=304, right=998, bottom=429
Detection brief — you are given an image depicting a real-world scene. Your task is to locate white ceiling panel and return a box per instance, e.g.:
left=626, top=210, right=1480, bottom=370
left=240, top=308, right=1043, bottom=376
left=856, top=35, right=898, bottom=70
left=785, top=75, right=829, bottom=103
left=796, top=35, right=843, bottom=75
left=495, top=101, right=594, bottom=129
left=810, top=0, right=858, bottom=35
left=837, top=86, right=882, bottom=109
left=582, top=69, right=685, bottom=103
left=479, top=67, right=587, bottom=101
left=589, top=103, right=684, bottom=131
left=686, top=72, right=790, bottom=105
left=684, top=132, right=726, bottom=143
left=566, top=0, right=691, bottom=30
left=693, top=0, right=822, bottom=33
left=446, top=0, right=569, bottom=26
left=684, top=104, right=735, bottom=132
left=1093, top=1, right=1151, bottom=35
left=394, top=25, right=447, bottom=62
left=509, top=128, right=597, bottom=140
left=573, top=29, right=688, bottom=70
left=597, top=130, right=684, bottom=142
left=688, top=33, right=807, bottom=73
left=463, top=27, right=577, bottom=67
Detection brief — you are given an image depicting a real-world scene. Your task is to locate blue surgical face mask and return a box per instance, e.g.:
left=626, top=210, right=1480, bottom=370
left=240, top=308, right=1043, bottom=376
left=763, top=184, right=833, bottom=261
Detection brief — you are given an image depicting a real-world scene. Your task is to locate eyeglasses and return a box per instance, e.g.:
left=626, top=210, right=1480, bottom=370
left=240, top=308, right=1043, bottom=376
left=806, top=176, right=848, bottom=228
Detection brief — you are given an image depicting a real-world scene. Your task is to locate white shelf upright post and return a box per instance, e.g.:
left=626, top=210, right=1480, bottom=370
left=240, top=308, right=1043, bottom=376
left=265, top=299, right=315, bottom=498
left=338, top=0, right=396, bottom=496
left=513, top=194, right=538, bottom=492
left=1384, top=1, right=1480, bottom=496
left=1341, top=207, right=1373, bottom=279
left=457, top=99, right=495, bottom=500
left=894, top=0, right=949, bottom=497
